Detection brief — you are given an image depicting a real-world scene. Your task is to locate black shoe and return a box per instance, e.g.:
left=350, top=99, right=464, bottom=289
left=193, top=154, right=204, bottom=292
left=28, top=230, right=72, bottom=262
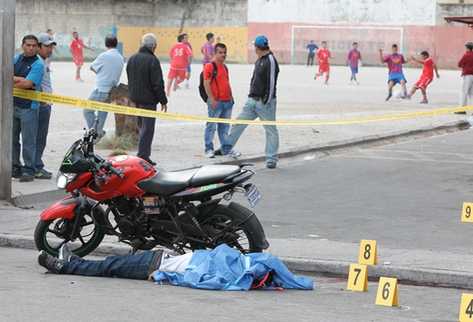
left=35, top=168, right=52, bottom=180
left=19, top=173, right=34, bottom=182
left=214, top=149, right=223, bottom=156
left=38, top=250, right=65, bottom=274
left=455, top=111, right=467, bottom=115
left=12, top=168, right=22, bottom=179
left=145, top=158, right=157, bottom=166
left=266, top=162, right=277, bottom=169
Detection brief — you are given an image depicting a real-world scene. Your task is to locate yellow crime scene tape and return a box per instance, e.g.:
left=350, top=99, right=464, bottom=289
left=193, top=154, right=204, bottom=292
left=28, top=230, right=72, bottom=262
left=13, top=88, right=473, bottom=126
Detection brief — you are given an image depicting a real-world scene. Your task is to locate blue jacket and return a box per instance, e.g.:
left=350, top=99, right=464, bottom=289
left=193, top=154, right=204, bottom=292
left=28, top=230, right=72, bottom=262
left=153, top=244, right=314, bottom=291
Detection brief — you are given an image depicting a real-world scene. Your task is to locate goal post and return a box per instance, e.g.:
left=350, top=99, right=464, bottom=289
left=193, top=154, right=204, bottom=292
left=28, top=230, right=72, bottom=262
left=291, top=25, right=404, bottom=65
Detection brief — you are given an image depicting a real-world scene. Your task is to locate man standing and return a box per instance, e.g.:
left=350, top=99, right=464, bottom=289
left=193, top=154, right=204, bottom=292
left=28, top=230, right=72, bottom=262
left=70, top=31, right=91, bottom=81
left=35, top=33, right=57, bottom=180
left=201, top=32, right=215, bottom=65
left=457, top=42, right=473, bottom=114
left=314, top=41, right=332, bottom=85
left=83, top=35, right=124, bottom=139
left=221, top=35, right=279, bottom=169
left=13, top=35, right=44, bottom=182
left=182, top=33, right=193, bottom=89
left=166, top=33, right=192, bottom=96
left=203, top=43, right=233, bottom=158
left=126, top=33, right=168, bottom=166
left=379, top=44, right=407, bottom=101
left=306, top=40, right=318, bottom=66
left=347, top=42, right=362, bottom=85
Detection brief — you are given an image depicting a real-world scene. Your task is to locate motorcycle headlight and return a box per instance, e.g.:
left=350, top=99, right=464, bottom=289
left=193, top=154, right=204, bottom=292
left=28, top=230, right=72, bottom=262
left=56, top=173, right=75, bottom=189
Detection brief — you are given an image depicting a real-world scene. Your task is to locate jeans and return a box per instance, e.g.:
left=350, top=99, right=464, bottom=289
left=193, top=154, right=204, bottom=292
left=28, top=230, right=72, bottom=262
left=12, top=106, right=39, bottom=175
left=204, top=100, right=233, bottom=152
left=36, top=104, right=51, bottom=171
left=307, top=53, right=315, bottom=66
left=84, top=89, right=110, bottom=136
left=223, top=97, right=279, bottom=163
left=136, top=103, right=157, bottom=160
left=62, top=250, right=162, bottom=280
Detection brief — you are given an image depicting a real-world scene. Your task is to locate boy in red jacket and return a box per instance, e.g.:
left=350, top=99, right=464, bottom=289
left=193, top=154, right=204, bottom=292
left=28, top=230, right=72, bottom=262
left=458, top=42, right=473, bottom=113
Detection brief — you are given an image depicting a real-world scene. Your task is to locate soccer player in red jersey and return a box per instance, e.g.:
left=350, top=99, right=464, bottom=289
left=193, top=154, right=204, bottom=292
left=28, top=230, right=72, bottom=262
left=407, top=51, right=440, bottom=104
left=314, top=41, right=332, bottom=85
left=69, top=31, right=91, bottom=81
left=167, top=33, right=193, bottom=96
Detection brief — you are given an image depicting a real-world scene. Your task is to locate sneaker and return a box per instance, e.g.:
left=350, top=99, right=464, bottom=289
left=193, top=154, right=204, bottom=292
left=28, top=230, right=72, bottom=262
left=205, top=150, right=215, bottom=158
left=144, top=158, right=157, bottom=166
left=214, top=149, right=223, bottom=156
left=455, top=111, right=467, bottom=115
left=229, top=150, right=241, bottom=159
left=19, top=173, right=34, bottom=182
left=35, top=168, right=52, bottom=180
left=266, top=162, right=277, bottom=169
left=38, top=250, right=65, bottom=274
left=12, top=168, right=22, bottom=179
left=58, top=243, right=77, bottom=262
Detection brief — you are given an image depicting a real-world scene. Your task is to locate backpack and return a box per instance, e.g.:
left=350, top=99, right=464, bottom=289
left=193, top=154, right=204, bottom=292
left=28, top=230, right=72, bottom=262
left=198, top=62, right=228, bottom=103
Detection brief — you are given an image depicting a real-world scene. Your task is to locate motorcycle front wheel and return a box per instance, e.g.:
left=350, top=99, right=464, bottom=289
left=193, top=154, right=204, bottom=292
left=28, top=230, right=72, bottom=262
left=34, top=212, right=105, bottom=257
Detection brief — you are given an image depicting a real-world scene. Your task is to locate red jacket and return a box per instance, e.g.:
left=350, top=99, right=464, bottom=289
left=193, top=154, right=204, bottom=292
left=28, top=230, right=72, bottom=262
left=459, top=51, right=473, bottom=76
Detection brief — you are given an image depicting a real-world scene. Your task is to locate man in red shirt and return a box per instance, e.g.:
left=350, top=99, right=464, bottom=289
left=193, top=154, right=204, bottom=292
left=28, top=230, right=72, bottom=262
left=314, top=41, right=332, bottom=85
left=203, top=43, right=233, bottom=158
left=407, top=51, right=439, bottom=104
left=166, top=33, right=193, bottom=96
left=69, top=31, right=91, bottom=81
left=458, top=42, right=473, bottom=113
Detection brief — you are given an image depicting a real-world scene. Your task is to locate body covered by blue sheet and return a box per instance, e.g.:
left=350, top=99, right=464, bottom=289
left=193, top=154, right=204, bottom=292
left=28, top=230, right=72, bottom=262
left=152, top=244, right=314, bottom=291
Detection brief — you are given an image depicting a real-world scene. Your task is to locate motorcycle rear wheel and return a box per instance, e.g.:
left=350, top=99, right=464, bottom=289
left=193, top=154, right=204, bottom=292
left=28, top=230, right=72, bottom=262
left=34, top=214, right=105, bottom=257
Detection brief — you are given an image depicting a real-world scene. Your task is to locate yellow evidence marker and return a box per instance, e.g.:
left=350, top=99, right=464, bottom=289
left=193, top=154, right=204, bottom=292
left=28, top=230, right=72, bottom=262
left=459, top=293, right=473, bottom=322
left=375, top=277, right=399, bottom=307
left=347, top=264, right=368, bottom=292
left=358, top=240, right=378, bottom=265
left=461, top=203, right=473, bottom=223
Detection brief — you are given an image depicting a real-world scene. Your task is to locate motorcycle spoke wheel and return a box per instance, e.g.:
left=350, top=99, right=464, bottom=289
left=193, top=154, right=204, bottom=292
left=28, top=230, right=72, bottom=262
left=202, top=214, right=252, bottom=253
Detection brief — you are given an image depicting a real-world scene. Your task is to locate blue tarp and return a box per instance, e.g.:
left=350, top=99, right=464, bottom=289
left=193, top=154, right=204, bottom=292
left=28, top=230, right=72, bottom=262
left=153, top=244, right=314, bottom=291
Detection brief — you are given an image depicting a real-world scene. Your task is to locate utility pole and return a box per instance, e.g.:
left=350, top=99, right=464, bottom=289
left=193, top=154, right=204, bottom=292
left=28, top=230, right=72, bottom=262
left=0, top=0, right=15, bottom=200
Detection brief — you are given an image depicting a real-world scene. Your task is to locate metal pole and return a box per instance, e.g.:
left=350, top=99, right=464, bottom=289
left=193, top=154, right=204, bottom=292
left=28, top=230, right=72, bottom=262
left=0, top=0, right=16, bottom=200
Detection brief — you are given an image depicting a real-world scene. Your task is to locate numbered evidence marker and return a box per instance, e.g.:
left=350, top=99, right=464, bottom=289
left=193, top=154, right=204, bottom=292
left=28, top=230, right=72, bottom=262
left=461, top=203, right=473, bottom=223
left=347, top=264, right=368, bottom=292
left=375, top=277, right=399, bottom=307
left=459, top=293, right=473, bottom=322
left=358, top=240, right=378, bottom=265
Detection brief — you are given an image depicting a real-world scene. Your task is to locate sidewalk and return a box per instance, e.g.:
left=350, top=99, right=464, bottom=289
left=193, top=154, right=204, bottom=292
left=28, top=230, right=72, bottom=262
left=11, top=62, right=469, bottom=198
left=2, top=203, right=472, bottom=289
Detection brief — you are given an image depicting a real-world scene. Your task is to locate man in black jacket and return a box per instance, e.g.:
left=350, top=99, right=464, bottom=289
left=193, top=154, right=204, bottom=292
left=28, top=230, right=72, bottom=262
left=126, top=33, right=168, bottom=165
left=221, top=35, right=280, bottom=169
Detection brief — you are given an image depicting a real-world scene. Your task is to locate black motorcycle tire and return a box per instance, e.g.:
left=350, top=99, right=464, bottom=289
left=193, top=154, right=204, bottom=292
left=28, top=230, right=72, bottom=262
left=196, top=204, right=265, bottom=253
left=34, top=217, right=105, bottom=257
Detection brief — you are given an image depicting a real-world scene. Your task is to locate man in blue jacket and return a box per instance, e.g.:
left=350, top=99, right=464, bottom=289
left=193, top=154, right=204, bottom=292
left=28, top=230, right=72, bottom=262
left=13, top=35, right=44, bottom=182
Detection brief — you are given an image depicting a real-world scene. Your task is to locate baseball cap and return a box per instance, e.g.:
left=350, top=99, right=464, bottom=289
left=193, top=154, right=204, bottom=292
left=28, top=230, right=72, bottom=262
left=254, top=35, right=269, bottom=49
left=37, top=32, right=56, bottom=46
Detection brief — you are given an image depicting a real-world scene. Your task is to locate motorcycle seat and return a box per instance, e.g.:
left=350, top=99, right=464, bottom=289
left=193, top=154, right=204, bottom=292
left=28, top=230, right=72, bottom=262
left=138, top=165, right=241, bottom=196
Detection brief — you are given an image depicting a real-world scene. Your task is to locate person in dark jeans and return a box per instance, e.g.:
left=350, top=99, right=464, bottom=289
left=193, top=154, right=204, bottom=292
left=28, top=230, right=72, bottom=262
left=35, top=33, right=56, bottom=180
left=126, top=33, right=168, bottom=166
left=13, top=35, right=44, bottom=182
left=306, top=40, right=318, bottom=66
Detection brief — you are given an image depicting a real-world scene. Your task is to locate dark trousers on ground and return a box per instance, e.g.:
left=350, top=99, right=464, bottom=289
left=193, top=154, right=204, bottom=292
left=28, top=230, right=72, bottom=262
left=12, top=106, right=39, bottom=175
left=307, top=53, right=315, bottom=66
left=36, top=104, right=51, bottom=171
left=62, top=250, right=162, bottom=280
left=135, top=103, right=157, bottom=160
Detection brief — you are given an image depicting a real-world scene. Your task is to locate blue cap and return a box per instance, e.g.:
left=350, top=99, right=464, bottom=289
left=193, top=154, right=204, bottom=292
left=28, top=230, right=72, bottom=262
left=254, top=35, right=269, bottom=49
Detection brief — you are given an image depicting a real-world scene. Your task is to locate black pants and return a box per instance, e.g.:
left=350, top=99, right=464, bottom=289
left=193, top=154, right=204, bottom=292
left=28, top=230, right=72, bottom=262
left=135, top=103, right=156, bottom=160
left=307, top=53, right=315, bottom=66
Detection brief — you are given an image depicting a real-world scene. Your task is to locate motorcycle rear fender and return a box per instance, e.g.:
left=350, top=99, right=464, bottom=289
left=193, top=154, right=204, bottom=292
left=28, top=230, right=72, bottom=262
left=228, top=202, right=270, bottom=250
left=40, top=196, right=94, bottom=221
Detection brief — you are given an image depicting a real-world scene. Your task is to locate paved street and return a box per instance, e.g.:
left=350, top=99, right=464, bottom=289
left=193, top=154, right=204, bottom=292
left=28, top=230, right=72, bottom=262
left=0, top=247, right=465, bottom=322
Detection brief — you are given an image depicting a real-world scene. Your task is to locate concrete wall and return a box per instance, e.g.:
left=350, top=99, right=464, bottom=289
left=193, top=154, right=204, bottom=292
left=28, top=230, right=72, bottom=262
left=15, top=0, right=247, bottom=60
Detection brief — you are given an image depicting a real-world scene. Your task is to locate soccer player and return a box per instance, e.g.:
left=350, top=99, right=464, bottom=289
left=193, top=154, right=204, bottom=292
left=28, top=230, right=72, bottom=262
left=407, top=51, right=440, bottom=104
left=182, top=33, right=193, bottom=89
left=166, top=33, right=193, bottom=96
left=314, top=41, right=331, bottom=85
left=379, top=44, right=407, bottom=101
left=347, top=42, right=362, bottom=84
left=69, top=31, right=92, bottom=81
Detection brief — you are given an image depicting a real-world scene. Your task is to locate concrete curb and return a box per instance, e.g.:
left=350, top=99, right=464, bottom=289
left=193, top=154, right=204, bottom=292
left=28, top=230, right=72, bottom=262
left=2, top=233, right=473, bottom=290
left=11, top=120, right=470, bottom=207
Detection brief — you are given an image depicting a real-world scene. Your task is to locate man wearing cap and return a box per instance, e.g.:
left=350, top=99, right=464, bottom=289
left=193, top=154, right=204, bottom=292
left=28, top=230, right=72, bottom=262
left=458, top=42, right=473, bottom=114
left=13, top=35, right=44, bottom=182
left=35, top=33, right=57, bottom=180
left=126, top=33, right=168, bottom=166
left=221, top=35, right=280, bottom=169
left=83, top=35, right=124, bottom=140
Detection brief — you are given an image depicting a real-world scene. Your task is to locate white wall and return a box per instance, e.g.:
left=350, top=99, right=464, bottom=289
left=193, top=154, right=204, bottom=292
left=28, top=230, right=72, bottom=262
left=248, top=0, right=437, bottom=26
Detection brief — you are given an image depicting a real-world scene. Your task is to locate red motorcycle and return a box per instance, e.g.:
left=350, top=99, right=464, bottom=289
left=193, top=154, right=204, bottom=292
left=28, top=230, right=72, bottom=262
left=35, top=128, right=268, bottom=257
